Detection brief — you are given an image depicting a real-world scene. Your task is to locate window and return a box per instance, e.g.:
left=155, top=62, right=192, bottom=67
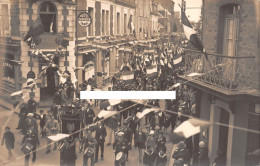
left=117, top=13, right=120, bottom=34
left=102, top=10, right=105, bottom=35
left=0, top=4, right=9, bottom=35
left=129, top=15, right=133, bottom=33
left=88, top=7, right=94, bottom=36
left=39, top=2, right=57, bottom=33
left=222, top=4, right=240, bottom=57
left=124, top=14, right=127, bottom=34
left=106, top=11, right=109, bottom=35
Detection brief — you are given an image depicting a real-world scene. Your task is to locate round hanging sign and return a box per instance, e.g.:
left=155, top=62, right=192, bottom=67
left=78, top=12, right=92, bottom=27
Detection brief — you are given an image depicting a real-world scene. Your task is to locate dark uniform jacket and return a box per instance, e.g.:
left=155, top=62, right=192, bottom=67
left=27, top=99, right=36, bottom=113
left=156, top=153, right=167, bottom=166
left=84, top=108, right=95, bottom=125
left=134, top=131, right=146, bottom=149
left=1, top=131, right=15, bottom=149
left=198, top=147, right=209, bottom=166
left=113, top=137, right=128, bottom=154
left=172, top=148, right=191, bottom=165
left=143, top=149, right=156, bottom=166
left=95, top=126, right=107, bottom=143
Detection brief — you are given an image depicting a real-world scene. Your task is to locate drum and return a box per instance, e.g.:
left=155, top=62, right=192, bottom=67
left=115, top=151, right=127, bottom=164
left=21, top=142, right=34, bottom=154
left=84, top=147, right=95, bottom=157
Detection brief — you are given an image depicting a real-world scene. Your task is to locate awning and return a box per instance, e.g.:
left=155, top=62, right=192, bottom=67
left=118, top=47, right=132, bottom=52
left=144, top=49, right=155, bottom=54
left=78, top=49, right=97, bottom=54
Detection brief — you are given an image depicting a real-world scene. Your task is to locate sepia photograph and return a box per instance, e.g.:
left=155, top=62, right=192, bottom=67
left=0, top=0, right=259, bottom=165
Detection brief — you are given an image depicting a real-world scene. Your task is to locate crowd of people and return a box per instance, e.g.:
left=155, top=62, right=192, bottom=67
left=1, top=44, right=222, bottom=166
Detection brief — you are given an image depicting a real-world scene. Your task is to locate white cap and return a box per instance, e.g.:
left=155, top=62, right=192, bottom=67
left=149, top=130, right=155, bottom=135
left=27, top=113, right=34, bottom=117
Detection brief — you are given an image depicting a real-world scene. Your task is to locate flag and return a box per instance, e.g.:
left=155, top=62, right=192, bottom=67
left=24, top=16, right=44, bottom=42
left=48, top=133, right=70, bottom=142
left=187, top=73, right=202, bottom=77
left=120, top=71, right=134, bottom=82
left=97, top=110, right=118, bottom=119
left=173, top=55, right=182, bottom=65
left=181, top=9, right=204, bottom=53
left=100, top=100, right=121, bottom=110
left=174, top=118, right=211, bottom=138
left=146, top=65, right=157, bottom=77
left=136, top=108, right=160, bottom=119
left=10, top=90, right=23, bottom=97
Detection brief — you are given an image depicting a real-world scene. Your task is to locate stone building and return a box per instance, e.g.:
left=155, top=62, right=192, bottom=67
left=179, top=0, right=260, bottom=165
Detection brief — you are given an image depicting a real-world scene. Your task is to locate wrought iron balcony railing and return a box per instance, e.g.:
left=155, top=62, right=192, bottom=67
left=182, top=49, right=258, bottom=91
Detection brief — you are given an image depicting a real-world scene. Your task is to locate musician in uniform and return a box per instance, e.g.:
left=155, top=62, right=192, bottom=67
left=156, top=131, right=167, bottom=153
left=21, top=125, right=39, bottom=166
left=44, top=115, right=60, bottom=154
left=60, top=136, right=77, bottom=166
left=143, top=146, right=156, bottom=166
left=82, top=130, right=97, bottom=166
left=156, top=149, right=167, bottom=166
left=113, top=132, right=128, bottom=166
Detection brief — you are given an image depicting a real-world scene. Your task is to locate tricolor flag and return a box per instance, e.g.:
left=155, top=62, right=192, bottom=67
left=181, top=9, right=205, bottom=53
left=174, top=118, right=211, bottom=138
left=120, top=71, right=134, bottom=83
left=146, top=65, right=157, bottom=77
left=100, top=99, right=121, bottom=109
left=24, top=17, right=44, bottom=43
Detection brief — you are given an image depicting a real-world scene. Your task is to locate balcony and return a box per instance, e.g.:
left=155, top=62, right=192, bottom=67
left=181, top=49, right=258, bottom=92
left=115, top=0, right=136, bottom=8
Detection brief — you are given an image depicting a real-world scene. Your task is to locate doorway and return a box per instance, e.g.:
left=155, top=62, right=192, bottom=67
left=218, top=108, right=229, bottom=161
left=40, top=56, right=59, bottom=101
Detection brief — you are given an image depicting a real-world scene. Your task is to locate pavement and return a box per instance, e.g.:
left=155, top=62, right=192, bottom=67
left=0, top=92, right=179, bottom=166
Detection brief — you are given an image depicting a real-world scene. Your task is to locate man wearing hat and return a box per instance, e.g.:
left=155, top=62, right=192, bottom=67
left=145, top=130, right=156, bottom=152
left=113, top=132, right=128, bottom=166
left=27, top=96, right=36, bottom=114
left=1, top=126, right=15, bottom=160
left=172, top=141, right=191, bottom=165
left=134, top=127, right=147, bottom=163
left=156, top=131, right=166, bottom=153
left=84, top=104, right=95, bottom=126
left=198, top=141, right=209, bottom=166
left=82, top=130, right=97, bottom=166
left=21, top=125, right=40, bottom=166
left=23, top=113, right=38, bottom=134
left=44, top=115, right=60, bottom=154
left=95, top=121, right=107, bottom=162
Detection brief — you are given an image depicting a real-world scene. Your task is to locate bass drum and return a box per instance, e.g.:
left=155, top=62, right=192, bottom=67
left=115, top=151, right=127, bottom=164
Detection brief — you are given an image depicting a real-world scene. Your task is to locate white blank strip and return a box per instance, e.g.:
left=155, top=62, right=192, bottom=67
left=80, top=91, right=176, bottom=100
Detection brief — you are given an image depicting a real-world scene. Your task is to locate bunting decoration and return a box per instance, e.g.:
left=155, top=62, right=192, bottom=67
left=146, top=65, right=157, bottom=77
left=174, top=118, right=211, bottom=138
left=120, top=71, right=135, bottom=83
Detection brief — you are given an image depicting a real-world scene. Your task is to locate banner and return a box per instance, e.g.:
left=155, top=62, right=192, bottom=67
left=61, top=114, right=81, bottom=138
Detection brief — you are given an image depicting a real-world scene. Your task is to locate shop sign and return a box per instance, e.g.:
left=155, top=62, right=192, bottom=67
left=78, top=12, right=92, bottom=27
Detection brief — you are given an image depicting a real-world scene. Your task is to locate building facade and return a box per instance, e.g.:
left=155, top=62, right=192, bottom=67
left=180, top=0, right=260, bottom=165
